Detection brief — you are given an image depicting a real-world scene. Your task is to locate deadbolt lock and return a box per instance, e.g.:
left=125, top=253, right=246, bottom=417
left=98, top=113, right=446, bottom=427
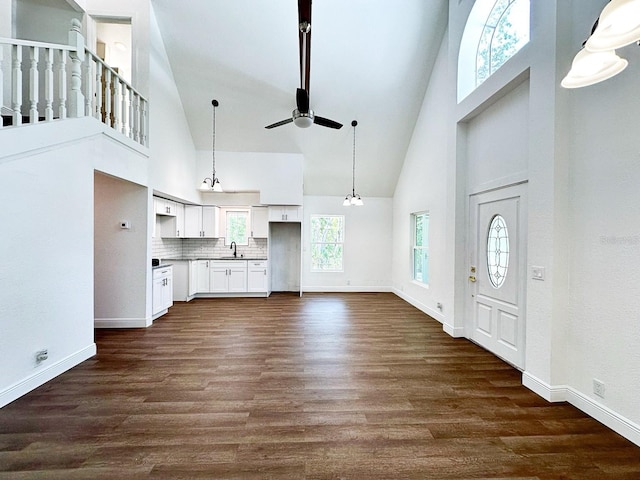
left=470, top=266, right=476, bottom=273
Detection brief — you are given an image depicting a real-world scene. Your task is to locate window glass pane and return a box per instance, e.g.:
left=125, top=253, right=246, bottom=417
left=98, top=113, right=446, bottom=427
left=486, top=214, right=509, bottom=288
left=311, top=243, right=343, bottom=271
left=226, top=211, right=248, bottom=245
left=412, top=212, right=429, bottom=284
left=311, top=215, right=344, bottom=272
left=491, top=1, right=529, bottom=73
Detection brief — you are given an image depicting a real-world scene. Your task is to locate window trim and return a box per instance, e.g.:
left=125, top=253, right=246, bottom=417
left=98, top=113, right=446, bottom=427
left=310, top=214, right=345, bottom=273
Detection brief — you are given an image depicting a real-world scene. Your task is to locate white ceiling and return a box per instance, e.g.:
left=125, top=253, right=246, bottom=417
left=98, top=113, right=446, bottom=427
left=151, top=0, right=448, bottom=197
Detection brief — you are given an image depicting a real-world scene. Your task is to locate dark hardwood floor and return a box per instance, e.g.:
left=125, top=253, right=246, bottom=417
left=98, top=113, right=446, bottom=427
left=1, top=293, right=639, bottom=479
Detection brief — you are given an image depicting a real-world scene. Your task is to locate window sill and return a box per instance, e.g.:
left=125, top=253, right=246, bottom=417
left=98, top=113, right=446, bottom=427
left=411, top=280, right=429, bottom=290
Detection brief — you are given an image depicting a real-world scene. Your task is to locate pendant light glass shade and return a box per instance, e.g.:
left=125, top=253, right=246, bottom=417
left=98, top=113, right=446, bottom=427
left=343, top=120, right=363, bottom=206
left=199, top=99, right=223, bottom=192
left=585, top=0, right=640, bottom=52
left=561, top=48, right=628, bottom=88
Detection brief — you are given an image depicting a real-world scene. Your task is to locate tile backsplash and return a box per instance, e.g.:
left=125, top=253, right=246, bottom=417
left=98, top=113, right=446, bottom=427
left=152, top=237, right=267, bottom=260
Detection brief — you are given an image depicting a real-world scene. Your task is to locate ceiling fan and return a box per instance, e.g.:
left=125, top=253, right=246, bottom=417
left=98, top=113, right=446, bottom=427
left=265, top=0, right=342, bottom=130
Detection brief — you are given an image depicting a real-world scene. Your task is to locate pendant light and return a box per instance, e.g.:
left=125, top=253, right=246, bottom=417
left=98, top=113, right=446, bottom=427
left=343, top=120, right=363, bottom=206
left=199, top=99, right=223, bottom=192
left=585, top=0, right=640, bottom=52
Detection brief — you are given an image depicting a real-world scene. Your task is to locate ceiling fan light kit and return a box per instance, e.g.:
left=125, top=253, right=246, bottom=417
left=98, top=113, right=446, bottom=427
left=200, top=99, right=223, bottom=192
left=265, top=0, right=342, bottom=130
left=562, top=0, right=640, bottom=88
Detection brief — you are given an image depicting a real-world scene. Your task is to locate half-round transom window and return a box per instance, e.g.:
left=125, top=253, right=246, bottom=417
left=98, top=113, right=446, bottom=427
left=458, top=0, right=530, bottom=102
left=486, top=214, right=509, bottom=288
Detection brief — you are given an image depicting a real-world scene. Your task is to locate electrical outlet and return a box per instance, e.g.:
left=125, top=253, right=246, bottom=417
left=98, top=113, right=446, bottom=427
left=35, top=349, right=48, bottom=364
left=593, top=379, right=605, bottom=398
left=436, top=302, right=443, bottom=311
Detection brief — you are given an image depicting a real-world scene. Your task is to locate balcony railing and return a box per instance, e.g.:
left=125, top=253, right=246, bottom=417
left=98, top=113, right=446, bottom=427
left=0, top=19, right=148, bottom=147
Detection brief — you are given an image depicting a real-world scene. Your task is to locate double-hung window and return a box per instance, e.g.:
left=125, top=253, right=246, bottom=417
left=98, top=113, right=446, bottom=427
left=225, top=209, right=249, bottom=245
left=412, top=212, right=429, bottom=285
left=310, top=215, right=344, bottom=272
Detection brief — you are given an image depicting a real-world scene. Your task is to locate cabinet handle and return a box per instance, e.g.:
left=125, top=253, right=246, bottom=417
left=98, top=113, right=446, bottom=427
left=264, top=269, right=266, bottom=275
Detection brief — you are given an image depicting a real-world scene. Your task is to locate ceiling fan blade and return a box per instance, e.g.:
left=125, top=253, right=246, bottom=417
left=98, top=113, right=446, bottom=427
left=265, top=118, right=294, bottom=129
left=314, top=116, right=343, bottom=129
left=298, top=0, right=312, bottom=93
left=296, top=88, right=310, bottom=113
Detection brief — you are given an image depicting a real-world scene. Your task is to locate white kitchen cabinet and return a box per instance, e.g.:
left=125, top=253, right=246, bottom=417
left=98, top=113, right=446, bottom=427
left=268, top=205, right=302, bottom=222
left=247, top=260, right=268, bottom=293
left=152, top=266, right=173, bottom=316
left=251, top=206, right=269, bottom=237
left=210, top=261, right=247, bottom=293
left=154, top=197, right=177, bottom=216
left=188, top=260, right=198, bottom=297
left=159, top=202, right=185, bottom=238
left=184, top=205, right=220, bottom=238
left=195, top=260, right=211, bottom=292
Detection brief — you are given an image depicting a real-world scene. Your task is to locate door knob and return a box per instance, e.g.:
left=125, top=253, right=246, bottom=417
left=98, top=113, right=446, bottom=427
left=468, top=275, right=477, bottom=282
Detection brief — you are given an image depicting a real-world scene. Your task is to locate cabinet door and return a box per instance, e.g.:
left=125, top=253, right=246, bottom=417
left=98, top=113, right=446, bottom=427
left=247, top=267, right=267, bottom=292
left=196, top=260, right=210, bottom=292
left=228, top=267, right=247, bottom=292
left=184, top=206, right=203, bottom=238
left=188, top=261, right=198, bottom=296
left=152, top=277, right=164, bottom=314
left=251, top=207, right=269, bottom=237
left=162, top=276, right=173, bottom=309
left=210, top=266, right=229, bottom=292
left=175, top=203, right=185, bottom=238
left=202, top=206, right=220, bottom=238
left=283, top=206, right=302, bottom=222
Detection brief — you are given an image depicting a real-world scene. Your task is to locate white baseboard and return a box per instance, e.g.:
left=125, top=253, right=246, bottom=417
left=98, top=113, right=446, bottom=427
left=94, top=317, right=152, bottom=328
left=302, top=285, right=393, bottom=293
left=523, top=371, right=640, bottom=447
left=0, top=344, right=96, bottom=408
left=392, top=287, right=445, bottom=322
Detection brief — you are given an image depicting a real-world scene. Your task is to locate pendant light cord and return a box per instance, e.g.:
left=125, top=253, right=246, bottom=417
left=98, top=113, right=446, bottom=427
left=352, top=120, right=357, bottom=196
left=212, top=99, right=218, bottom=180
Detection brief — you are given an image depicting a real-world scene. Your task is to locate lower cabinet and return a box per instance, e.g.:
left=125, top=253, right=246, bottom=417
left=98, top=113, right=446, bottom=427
left=247, top=261, right=268, bottom=293
left=152, top=266, right=173, bottom=316
left=189, top=260, right=268, bottom=296
left=211, top=262, right=247, bottom=293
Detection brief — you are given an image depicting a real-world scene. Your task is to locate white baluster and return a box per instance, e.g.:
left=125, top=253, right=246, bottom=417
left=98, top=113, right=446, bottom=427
left=95, top=61, right=102, bottom=121
left=127, top=87, right=133, bottom=139
left=28, top=46, right=39, bottom=123
left=140, top=99, right=148, bottom=146
left=83, top=51, right=93, bottom=117
left=11, top=44, right=22, bottom=126
left=44, top=48, right=54, bottom=121
left=113, top=78, right=122, bottom=132
left=58, top=49, right=67, bottom=120
left=68, top=19, right=84, bottom=118
left=104, top=68, right=112, bottom=126
left=132, top=93, right=140, bottom=143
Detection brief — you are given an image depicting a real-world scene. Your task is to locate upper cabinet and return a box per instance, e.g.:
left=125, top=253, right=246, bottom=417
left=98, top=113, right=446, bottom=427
left=268, top=206, right=302, bottom=223
left=251, top=206, right=269, bottom=237
left=184, top=205, right=220, bottom=238
left=154, top=197, right=177, bottom=216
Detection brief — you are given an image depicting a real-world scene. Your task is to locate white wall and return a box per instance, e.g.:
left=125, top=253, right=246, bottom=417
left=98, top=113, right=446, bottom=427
left=0, top=124, right=98, bottom=407
left=391, top=31, right=454, bottom=325
left=147, top=3, right=200, bottom=204
left=95, top=172, right=149, bottom=328
left=196, top=151, right=304, bottom=205
left=15, top=0, right=81, bottom=43
left=303, top=196, right=392, bottom=292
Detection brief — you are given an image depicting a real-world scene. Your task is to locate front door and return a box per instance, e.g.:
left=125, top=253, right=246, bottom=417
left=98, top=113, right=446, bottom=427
left=466, top=183, right=527, bottom=369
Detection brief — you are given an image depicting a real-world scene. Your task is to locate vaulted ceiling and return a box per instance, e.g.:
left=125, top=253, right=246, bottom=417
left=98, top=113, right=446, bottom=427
left=151, top=0, right=448, bottom=197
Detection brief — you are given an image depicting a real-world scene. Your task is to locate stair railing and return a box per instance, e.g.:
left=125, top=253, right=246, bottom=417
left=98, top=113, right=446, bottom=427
left=0, top=19, right=148, bottom=147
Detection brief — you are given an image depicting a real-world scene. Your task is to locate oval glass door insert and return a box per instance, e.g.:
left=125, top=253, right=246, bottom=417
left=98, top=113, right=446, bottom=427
left=486, top=214, right=509, bottom=288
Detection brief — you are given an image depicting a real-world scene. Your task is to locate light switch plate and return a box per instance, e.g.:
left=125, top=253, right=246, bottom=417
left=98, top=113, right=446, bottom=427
left=531, top=266, right=545, bottom=281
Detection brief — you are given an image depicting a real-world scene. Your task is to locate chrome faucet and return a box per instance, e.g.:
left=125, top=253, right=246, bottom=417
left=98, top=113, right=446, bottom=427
left=230, top=241, right=237, bottom=258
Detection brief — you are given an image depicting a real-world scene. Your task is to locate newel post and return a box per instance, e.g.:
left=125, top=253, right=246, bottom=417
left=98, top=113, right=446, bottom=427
left=68, top=19, right=85, bottom=118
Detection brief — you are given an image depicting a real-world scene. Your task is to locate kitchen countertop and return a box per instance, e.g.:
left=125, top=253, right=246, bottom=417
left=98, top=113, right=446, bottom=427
left=157, top=257, right=267, bottom=262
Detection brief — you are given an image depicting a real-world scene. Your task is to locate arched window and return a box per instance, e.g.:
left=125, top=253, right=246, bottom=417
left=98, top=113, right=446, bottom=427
left=458, top=0, right=530, bottom=102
